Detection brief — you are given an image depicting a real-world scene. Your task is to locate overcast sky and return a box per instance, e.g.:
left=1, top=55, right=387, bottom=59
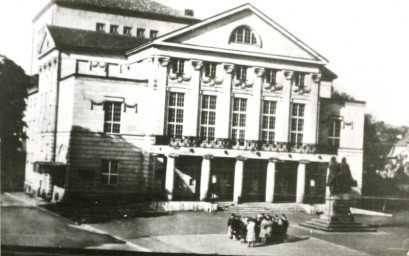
left=1, top=0, right=408, bottom=127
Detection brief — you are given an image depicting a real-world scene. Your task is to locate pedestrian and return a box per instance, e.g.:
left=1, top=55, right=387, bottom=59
left=227, top=213, right=235, bottom=239
left=246, top=218, right=256, bottom=247
left=259, top=216, right=272, bottom=244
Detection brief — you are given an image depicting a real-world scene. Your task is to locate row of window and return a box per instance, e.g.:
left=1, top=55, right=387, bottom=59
left=169, top=58, right=306, bottom=86
left=102, top=95, right=341, bottom=145
left=96, top=23, right=158, bottom=38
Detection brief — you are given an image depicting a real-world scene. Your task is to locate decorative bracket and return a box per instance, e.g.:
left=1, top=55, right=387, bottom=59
left=254, top=67, right=265, bottom=77
left=158, top=56, right=170, bottom=67
left=223, top=63, right=235, bottom=74
left=312, top=73, right=322, bottom=83
left=284, top=70, right=294, bottom=80
left=191, top=59, right=203, bottom=71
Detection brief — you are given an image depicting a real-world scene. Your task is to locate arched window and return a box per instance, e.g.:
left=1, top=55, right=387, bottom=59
left=229, top=26, right=259, bottom=45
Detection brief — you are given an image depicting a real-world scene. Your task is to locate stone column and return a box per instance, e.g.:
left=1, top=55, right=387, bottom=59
left=183, top=60, right=203, bottom=137
left=165, top=154, right=177, bottom=200
left=246, top=67, right=264, bottom=140
left=276, top=70, right=293, bottom=142
left=215, top=63, right=234, bottom=139
left=265, top=158, right=279, bottom=203
left=325, top=166, right=331, bottom=197
left=233, top=156, right=246, bottom=203
left=303, top=73, right=321, bottom=144
left=200, top=155, right=213, bottom=200
left=296, top=160, right=309, bottom=203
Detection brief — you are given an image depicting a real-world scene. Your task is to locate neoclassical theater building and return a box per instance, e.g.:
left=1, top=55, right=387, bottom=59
left=24, top=0, right=365, bottom=204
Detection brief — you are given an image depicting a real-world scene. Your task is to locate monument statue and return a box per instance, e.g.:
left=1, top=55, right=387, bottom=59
left=300, top=157, right=375, bottom=232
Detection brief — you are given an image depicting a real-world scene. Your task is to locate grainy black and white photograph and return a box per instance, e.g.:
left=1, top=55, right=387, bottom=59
left=1, top=0, right=409, bottom=255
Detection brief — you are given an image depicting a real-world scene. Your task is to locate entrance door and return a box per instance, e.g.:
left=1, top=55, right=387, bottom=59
left=211, top=158, right=235, bottom=201
left=274, top=161, right=298, bottom=202
left=242, top=160, right=267, bottom=202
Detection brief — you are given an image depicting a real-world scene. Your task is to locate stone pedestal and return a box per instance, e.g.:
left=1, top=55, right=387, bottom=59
left=300, top=196, right=376, bottom=232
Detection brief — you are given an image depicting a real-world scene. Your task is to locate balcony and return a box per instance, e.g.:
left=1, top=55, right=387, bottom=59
left=154, top=136, right=338, bottom=155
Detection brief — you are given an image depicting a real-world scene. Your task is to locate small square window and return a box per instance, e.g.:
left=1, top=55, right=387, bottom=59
left=123, top=26, right=132, bottom=36
left=150, top=30, right=158, bottom=39
left=110, top=25, right=119, bottom=34
left=96, top=23, right=105, bottom=33
left=137, top=28, right=145, bottom=38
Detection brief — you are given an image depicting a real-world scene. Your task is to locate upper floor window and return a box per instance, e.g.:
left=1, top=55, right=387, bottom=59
left=265, top=69, right=278, bottom=84
left=101, top=160, right=119, bottom=185
left=110, top=25, right=119, bottom=34
left=96, top=23, right=105, bottom=33
left=167, top=92, right=184, bottom=137
left=234, top=66, right=247, bottom=81
left=200, top=95, right=217, bottom=139
left=137, top=28, right=145, bottom=38
left=150, top=30, right=158, bottom=39
left=204, top=62, right=217, bottom=78
left=328, top=119, right=341, bottom=147
left=104, top=102, right=121, bottom=133
left=290, top=103, right=305, bottom=144
left=261, top=101, right=277, bottom=142
left=123, top=26, right=132, bottom=36
left=229, top=26, right=258, bottom=45
left=231, top=98, right=247, bottom=140
left=170, top=58, right=185, bottom=75
left=294, top=72, right=306, bottom=87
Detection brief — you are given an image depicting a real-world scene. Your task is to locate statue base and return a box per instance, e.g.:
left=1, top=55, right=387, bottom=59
left=299, top=196, right=376, bottom=232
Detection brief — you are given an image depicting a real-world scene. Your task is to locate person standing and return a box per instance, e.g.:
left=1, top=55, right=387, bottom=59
left=246, top=219, right=256, bottom=247
left=227, top=213, right=235, bottom=239
left=327, top=156, right=339, bottom=195
left=339, top=157, right=356, bottom=193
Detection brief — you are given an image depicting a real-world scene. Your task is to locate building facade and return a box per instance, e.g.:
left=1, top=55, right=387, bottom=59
left=24, top=0, right=365, bottom=204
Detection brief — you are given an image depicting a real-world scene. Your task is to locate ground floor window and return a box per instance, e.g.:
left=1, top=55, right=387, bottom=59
left=101, top=160, right=119, bottom=185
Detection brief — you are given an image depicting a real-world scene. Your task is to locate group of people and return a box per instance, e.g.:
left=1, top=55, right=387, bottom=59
left=227, top=213, right=289, bottom=247
left=327, top=157, right=357, bottom=195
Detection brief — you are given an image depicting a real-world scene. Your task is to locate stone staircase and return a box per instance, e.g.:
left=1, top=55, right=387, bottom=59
left=218, top=202, right=300, bottom=215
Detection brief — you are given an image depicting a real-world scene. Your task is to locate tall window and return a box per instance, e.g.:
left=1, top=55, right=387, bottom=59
left=96, top=23, right=105, bottom=32
left=234, top=66, right=247, bottom=81
left=170, top=58, right=185, bottom=75
left=230, top=26, right=258, bottom=45
left=110, top=25, right=119, bottom=34
left=231, top=98, right=247, bottom=140
left=150, top=30, right=158, bottom=38
left=294, top=72, right=306, bottom=87
left=123, top=26, right=132, bottom=36
left=261, top=101, right=277, bottom=142
left=104, top=102, right=121, bottom=133
left=200, top=95, right=217, bottom=139
left=167, top=92, right=184, bottom=137
left=265, top=69, right=278, bottom=84
left=137, top=28, right=145, bottom=38
left=204, top=62, right=217, bottom=78
left=101, top=160, right=119, bottom=185
left=328, top=120, right=341, bottom=147
left=290, top=103, right=305, bottom=144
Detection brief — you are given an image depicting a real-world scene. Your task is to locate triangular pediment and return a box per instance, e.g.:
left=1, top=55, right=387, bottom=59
left=155, top=4, right=327, bottom=63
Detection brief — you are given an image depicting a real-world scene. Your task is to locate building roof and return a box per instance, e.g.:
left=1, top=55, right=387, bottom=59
left=47, top=25, right=150, bottom=54
left=50, top=0, right=199, bottom=23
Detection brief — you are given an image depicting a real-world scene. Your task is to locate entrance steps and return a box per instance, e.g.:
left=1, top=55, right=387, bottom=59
left=218, top=202, right=300, bottom=214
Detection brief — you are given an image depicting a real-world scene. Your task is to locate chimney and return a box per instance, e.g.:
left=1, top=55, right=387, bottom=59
left=184, top=9, right=194, bottom=17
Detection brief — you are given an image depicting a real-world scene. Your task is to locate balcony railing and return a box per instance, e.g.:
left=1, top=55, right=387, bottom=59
left=154, top=136, right=338, bottom=154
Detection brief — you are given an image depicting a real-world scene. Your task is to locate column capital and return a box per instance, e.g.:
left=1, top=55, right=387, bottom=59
left=236, top=155, right=247, bottom=161
left=312, top=73, right=322, bottom=83
left=299, top=160, right=310, bottom=165
left=223, top=63, right=235, bottom=74
left=158, top=56, right=170, bottom=67
left=284, top=70, right=294, bottom=80
left=268, top=157, right=280, bottom=163
left=254, top=67, right=265, bottom=77
left=191, top=59, right=203, bottom=71
left=168, top=153, right=179, bottom=158
left=203, top=154, right=214, bottom=160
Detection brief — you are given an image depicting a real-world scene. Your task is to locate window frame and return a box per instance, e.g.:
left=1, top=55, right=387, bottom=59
left=200, top=95, right=217, bottom=140
left=103, top=101, right=122, bottom=134
left=110, top=24, right=119, bottom=34
left=328, top=119, right=341, bottom=147
left=234, top=65, right=247, bottom=81
left=101, top=160, right=119, bottom=185
left=136, top=28, right=145, bottom=38
left=96, top=23, right=105, bottom=33
left=150, top=30, right=158, bottom=39
left=261, top=100, right=277, bottom=142
left=123, top=26, right=132, bottom=36
left=290, top=103, right=305, bottom=144
left=167, top=92, right=185, bottom=137
left=231, top=97, right=247, bottom=140
left=170, top=58, right=185, bottom=75
left=294, top=72, right=306, bottom=87
left=204, top=62, right=217, bottom=78
left=265, top=69, right=278, bottom=84
left=230, top=26, right=259, bottom=46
